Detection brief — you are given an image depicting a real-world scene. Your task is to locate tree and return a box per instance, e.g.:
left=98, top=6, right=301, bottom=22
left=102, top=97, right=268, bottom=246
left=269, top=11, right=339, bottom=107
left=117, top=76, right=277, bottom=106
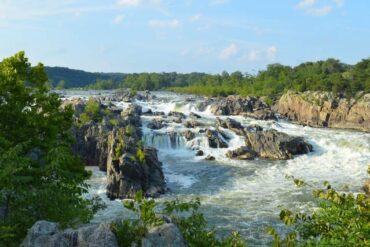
left=0, top=52, right=98, bottom=246
left=56, top=79, right=66, bottom=89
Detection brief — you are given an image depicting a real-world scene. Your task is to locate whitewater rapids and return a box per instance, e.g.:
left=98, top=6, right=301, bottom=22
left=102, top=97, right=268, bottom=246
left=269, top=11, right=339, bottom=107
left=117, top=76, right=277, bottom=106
left=62, top=90, right=370, bottom=246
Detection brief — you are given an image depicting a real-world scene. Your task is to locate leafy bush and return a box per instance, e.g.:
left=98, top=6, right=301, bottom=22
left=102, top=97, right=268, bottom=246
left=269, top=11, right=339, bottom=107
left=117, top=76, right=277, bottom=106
left=268, top=168, right=370, bottom=247
left=112, top=192, right=246, bottom=247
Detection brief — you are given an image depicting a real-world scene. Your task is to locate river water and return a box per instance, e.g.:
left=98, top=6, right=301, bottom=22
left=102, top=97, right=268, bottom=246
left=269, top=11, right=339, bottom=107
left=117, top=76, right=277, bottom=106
left=62, top=90, right=370, bottom=246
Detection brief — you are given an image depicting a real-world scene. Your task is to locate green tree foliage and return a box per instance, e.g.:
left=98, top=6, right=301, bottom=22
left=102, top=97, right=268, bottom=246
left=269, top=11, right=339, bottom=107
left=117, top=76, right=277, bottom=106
left=56, top=79, right=66, bottom=89
left=268, top=168, right=370, bottom=247
left=78, top=97, right=102, bottom=126
left=0, top=52, right=100, bottom=246
left=112, top=192, right=246, bottom=247
left=119, top=58, right=370, bottom=98
left=45, top=66, right=124, bottom=88
left=85, top=79, right=119, bottom=90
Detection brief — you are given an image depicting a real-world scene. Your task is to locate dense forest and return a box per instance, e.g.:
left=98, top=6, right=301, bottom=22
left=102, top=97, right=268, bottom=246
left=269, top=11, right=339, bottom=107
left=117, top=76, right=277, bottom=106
left=45, top=66, right=125, bottom=88
left=50, top=58, right=370, bottom=98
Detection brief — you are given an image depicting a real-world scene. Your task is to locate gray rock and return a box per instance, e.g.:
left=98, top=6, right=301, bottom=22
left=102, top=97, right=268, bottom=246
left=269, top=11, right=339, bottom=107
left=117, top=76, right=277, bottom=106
left=205, top=129, right=228, bottom=148
left=21, top=221, right=118, bottom=247
left=183, top=130, right=195, bottom=141
left=142, top=223, right=187, bottom=247
left=205, top=155, right=215, bottom=161
left=147, top=118, right=165, bottom=130
left=226, top=146, right=257, bottom=160
left=244, top=129, right=312, bottom=160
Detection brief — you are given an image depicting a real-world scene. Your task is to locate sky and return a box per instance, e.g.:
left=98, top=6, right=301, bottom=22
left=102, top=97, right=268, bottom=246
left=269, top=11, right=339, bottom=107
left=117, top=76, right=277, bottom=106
left=0, top=0, right=369, bottom=73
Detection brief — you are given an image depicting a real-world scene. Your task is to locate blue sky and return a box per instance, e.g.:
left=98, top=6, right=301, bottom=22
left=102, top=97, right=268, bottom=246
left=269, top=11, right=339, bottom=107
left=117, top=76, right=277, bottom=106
left=0, top=0, right=369, bottom=73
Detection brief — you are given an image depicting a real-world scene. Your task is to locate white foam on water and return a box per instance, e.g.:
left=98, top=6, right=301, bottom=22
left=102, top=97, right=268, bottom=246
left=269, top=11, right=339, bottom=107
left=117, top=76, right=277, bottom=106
left=84, top=91, right=370, bottom=245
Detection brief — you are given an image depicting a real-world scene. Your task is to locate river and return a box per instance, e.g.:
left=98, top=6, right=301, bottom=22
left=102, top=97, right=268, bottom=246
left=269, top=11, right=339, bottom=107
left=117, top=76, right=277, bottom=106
left=62, top=90, right=370, bottom=246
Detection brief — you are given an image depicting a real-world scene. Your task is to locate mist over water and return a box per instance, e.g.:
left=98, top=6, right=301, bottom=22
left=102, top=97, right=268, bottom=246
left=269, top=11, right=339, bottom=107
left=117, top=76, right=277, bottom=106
left=65, top=90, right=370, bottom=246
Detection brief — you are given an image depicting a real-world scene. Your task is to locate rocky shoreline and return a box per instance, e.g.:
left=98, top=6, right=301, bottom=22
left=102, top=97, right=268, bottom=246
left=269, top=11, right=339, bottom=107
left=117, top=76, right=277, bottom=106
left=274, top=91, right=370, bottom=132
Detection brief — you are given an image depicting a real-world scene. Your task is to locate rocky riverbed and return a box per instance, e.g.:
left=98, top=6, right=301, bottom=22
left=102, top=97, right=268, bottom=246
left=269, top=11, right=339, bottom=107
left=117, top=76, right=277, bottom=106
left=57, top=89, right=370, bottom=246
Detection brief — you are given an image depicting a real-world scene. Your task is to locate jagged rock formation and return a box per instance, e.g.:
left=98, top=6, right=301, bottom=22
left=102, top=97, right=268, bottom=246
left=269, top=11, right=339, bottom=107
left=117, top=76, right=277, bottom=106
left=142, top=223, right=187, bottom=247
left=183, top=130, right=195, bottom=141
left=217, top=117, right=312, bottom=160
left=205, top=129, right=228, bottom=148
left=209, top=95, right=276, bottom=120
left=62, top=98, right=165, bottom=199
left=243, top=129, right=313, bottom=160
left=226, top=146, right=257, bottom=160
left=147, top=118, right=165, bottom=129
left=106, top=127, right=165, bottom=199
left=216, top=117, right=246, bottom=136
left=21, top=220, right=118, bottom=247
left=275, top=91, right=370, bottom=132
left=21, top=220, right=186, bottom=247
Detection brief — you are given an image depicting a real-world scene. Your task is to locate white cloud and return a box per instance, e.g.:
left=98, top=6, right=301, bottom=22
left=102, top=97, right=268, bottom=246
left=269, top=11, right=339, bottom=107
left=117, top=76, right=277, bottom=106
left=219, top=43, right=238, bottom=60
left=117, top=0, right=162, bottom=8
left=247, top=50, right=260, bottom=61
left=189, top=14, right=201, bottom=22
left=117, top=0, right=141, bottom=7
left=148, top=19, right=180, bottom=28
left=295, top=0, right=316, bottom=10
left=307, top=5, right=332, bottom=16
left=113, top=15, right=125, bottom=24
left=333, top=0, right=344, bottom=7
left=0, top=1, right=116, bottom=20
left=210, top=0, right=229, bottom=6
left=295, top=0, right=343, bottom=16
left=266, top=46, right=277, bottom=61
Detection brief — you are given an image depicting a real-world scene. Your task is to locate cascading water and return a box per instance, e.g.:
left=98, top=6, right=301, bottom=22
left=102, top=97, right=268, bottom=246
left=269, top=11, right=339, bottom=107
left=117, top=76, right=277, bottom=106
left=65, top=90, right=370, bottom=246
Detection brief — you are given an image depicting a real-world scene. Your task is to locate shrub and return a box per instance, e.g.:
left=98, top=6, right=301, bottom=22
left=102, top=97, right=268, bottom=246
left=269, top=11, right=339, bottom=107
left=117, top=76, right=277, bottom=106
left=112, top=192, right=246, bottom=247
left=268, top=168, right=370, bottom=247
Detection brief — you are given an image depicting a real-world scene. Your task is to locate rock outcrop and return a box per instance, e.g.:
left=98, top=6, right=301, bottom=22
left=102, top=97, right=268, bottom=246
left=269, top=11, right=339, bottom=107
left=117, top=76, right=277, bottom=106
left=147, top=118, right=165, bottom=130
left=244, top=129, right=313, bottom=160
left=142, top=223, right=187, bottom=247
left=226, top=146, right=257, bottom=160
left=216, top=117, right=246, bottom=136
left=106, top=127, right=165, bottom=199
left=22, top=221, right=186, bottom=247
left=205, top=129, right=228, bottom=148
left=209, top=95, right=276, bottom=119
left=275, top=91, right=370, bottom=132
left=72, top=122, right=110, bottom=170
left=21, top=221, right=118, bottom=247
left=62, top=98, right=165, bottom=199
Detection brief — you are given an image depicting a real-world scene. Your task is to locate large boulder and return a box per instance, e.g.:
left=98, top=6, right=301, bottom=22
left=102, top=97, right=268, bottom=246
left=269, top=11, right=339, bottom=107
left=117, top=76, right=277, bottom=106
left=216, top=117, right=246, bottom=136
left=106, top=128, right=165, bottom=199
left=244, top=129, right=313, bottom=160
left=210, top=95, right=272, bottom=117
left=183, top=130, right=195, bottom=141
left=205, top=129, right=228, bottom=148
left=142, top=223, right=187, bottom=247
left=226, top=146, right=257, bottom=160
left=275, top=91, right=370, bottom=132
left=72, top=121, right=110, bottom=171
left=21, top=221, right=118, bottom=247
left=147, top=118, right=165, bottom=130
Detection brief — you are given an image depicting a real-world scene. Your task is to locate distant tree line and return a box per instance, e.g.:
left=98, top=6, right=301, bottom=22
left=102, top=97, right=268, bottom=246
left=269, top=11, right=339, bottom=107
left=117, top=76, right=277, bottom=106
left=48, top=58, right=370, bottom=97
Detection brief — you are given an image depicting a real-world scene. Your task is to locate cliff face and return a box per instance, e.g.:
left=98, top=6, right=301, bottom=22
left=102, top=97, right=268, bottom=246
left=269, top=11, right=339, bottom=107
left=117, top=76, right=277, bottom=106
left=275, top=91, right=370, bottom=132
